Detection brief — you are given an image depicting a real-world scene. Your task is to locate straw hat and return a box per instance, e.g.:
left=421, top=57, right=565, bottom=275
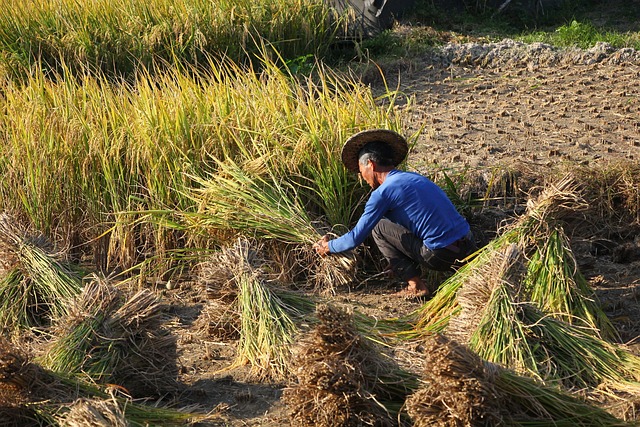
left=341, top=129, right=408, bottom=173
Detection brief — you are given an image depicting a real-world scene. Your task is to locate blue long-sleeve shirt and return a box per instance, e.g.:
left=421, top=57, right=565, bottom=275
left=328, top=170, right=470, bottom=253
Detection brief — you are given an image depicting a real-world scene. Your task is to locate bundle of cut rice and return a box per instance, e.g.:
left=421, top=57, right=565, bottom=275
left=39, top=274, right=178, bottom=397
left=1, top=337, right=207, bottom=426
left=61, top=398, right=128, bottom=427
left=406, top=334, right=630, bottom=427
left=188, top=158, right=358, bottom=295
left=414, top=175, right=614, bottom=342
left=283, top=304, right=417, bottom=426
left=0, top=213, right=82, bottom=334
left=446, top=244, right=640, bottom=390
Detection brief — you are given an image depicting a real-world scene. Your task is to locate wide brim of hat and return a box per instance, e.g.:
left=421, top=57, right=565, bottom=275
left=341, top=129, right=408, bottom=172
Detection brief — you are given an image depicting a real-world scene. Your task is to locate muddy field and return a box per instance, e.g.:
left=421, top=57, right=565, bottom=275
left=158, top=37, right=640, bottom=426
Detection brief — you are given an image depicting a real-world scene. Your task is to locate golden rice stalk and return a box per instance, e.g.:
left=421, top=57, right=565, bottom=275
left=407, top=334, right=631, bottom=427
left=283, top=304, right=418, bottom=426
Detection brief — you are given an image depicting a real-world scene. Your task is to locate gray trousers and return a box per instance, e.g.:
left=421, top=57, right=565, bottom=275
left=371, top=218, right=475, bottom=282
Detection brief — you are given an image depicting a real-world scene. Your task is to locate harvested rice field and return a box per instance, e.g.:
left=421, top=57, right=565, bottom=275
left=1, top=2, right=640, bottom=426
left=165, top=42, right=640, bottom=425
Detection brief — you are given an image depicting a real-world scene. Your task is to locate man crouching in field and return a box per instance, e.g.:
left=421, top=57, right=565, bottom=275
left=313, top=129, right=475, bottom=298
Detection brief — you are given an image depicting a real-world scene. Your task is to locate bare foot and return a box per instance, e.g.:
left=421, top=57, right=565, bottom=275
left=395, top=276, right=429, bottom=299
left=394, top=287, right=429, bottom=299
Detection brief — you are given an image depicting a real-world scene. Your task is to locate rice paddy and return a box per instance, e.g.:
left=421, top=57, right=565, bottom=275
left=0, top=0, right=639, bottom=425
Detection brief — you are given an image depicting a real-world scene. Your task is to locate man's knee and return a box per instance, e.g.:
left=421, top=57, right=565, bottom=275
left=372, top=218, right=390, bottom=243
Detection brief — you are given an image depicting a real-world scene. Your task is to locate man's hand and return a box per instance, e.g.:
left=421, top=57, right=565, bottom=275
left=313, top=235, right=330, bottom=256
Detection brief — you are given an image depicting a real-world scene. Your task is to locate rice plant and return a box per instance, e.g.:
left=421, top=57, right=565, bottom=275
left=0, top=51, right=401, bottom=276
left=0, top=0, right=346, bottom=81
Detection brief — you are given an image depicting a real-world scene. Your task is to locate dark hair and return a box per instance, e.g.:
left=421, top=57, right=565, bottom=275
left=358, top=141, right=395, bottom=167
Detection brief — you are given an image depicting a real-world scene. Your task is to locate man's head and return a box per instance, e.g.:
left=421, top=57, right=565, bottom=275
left=341, top=129, right=408, bottom=173
left=357, top=141, right=396, bottom=168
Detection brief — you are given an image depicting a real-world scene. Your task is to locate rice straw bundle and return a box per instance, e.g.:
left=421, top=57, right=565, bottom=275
left=188, top=157, right=357, bottom=294
left=448, top=244, right=538, bottom=374
left=406, top=334, right=631, bottom=427
left=413, top=175, right=610, bottom=337
left=1, top=337, right=206, bottom=426
left=522, top=306, right=640, bottom=390
left=39, top=275, right=122, bottom=380
left=412, top=227, right=519, bottom=334
left=523, top=227, right=616, bottom=339
left=39, top=274, right=178, bottom=397
left=60, top=398, right=128, bottom=427
left=445, top=244, right=640, bottom=390
left=405, top=334, right=501, bottom=427
left=219, top=238, right=305, bottom=381
left=0, top=213, right=82, bottom=333
left=283, top=304, right=417, bottom=426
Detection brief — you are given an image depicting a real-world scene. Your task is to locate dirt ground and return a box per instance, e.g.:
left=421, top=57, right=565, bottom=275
left=162, top=37, right=640, bottom=426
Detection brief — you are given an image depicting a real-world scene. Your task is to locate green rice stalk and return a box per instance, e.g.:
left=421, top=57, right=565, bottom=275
left=38, top=275, right=122, bottom=381
left=188, top=156, right=357, bottom=292
left=224, top=238, right=300, bottom=380
left=411, top=228, right=519, bottom=334
left=523, top=228, right=617, bottom=339
left=235, top=271, right=299, bottom=380
left=429, top=238, right=640, bottom=390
